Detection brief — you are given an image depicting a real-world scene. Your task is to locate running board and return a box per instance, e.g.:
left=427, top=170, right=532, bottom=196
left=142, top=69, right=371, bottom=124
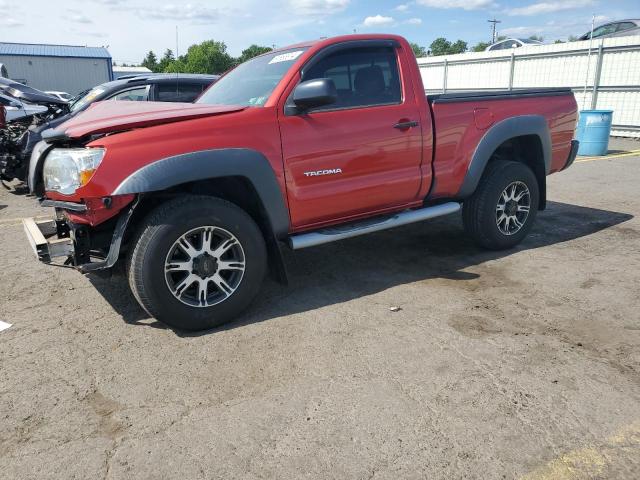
left=288, top=202, right=461, bottom=250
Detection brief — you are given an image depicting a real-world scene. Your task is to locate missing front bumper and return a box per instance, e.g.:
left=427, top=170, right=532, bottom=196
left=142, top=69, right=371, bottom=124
left=22, top=217, right=74, bottom=263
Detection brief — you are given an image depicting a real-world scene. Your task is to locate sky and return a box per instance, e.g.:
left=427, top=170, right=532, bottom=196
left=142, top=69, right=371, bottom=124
left=1, top=0, right=638, bottom=64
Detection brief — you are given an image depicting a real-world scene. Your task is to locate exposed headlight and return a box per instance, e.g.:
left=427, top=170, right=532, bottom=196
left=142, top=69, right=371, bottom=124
left=43, top=148, right=105, bottom=195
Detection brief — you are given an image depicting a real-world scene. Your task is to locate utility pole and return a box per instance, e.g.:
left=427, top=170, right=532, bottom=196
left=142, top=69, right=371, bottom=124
left=488, top=18, right=501, bottom=43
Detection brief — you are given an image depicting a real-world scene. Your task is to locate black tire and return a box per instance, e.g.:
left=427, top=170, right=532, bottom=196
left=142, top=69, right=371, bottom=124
left=462, top=160, right=539, bottom=250
left=127, top=195, right=267, bottom=331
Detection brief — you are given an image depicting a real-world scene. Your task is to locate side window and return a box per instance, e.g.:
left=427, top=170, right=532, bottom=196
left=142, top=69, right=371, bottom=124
left=109, top=86, right=148, bottom=102
left=591, top=23, right=617, bottom=38
left=489, top=42, right=505, bottom=51
left=156, top=82, right=205, bottom=102
left=616, top=22, right=636, bottom=32
left=302, top=46, right=401, bottom=110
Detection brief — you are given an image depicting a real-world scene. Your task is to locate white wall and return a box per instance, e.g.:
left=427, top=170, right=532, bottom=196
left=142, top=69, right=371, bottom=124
left=0, top=55, right=111, bottom=95
left=418, top=35, right=640, bottom=138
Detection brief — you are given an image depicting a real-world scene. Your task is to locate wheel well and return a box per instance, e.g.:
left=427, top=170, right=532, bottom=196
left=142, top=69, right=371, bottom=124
left=488, top=134, right=546, bottom=210
left=122, top=177, right=288, bottom=283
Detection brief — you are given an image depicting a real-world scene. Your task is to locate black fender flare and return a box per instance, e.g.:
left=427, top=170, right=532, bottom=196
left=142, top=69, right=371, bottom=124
left=112, top=148, right=290, bottom=238
left=457, top=115, right=551, bottom=199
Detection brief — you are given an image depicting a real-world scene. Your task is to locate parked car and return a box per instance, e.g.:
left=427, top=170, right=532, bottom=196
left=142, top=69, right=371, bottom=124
left=45, top=91, right=72, bottom=102
left=578, top=19, right=640, bottom=40
left=0, top=92, right=47, bottom=122
left=0, top=74, right=218, bottom=183
left=24, top=34, right=578, bottom=331
left=486, top=38, right=543, bottom=51
left=67, top=73, right=219, bottom=115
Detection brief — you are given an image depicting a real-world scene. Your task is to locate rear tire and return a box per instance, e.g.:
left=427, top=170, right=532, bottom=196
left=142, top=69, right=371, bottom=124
left=462, top=160, right=539, bottom=250
left=127, top=195, right=267, bottom=331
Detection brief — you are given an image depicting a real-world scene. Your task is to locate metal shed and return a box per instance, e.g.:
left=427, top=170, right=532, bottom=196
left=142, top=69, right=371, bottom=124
left=0, top=43, right=113, bottom=95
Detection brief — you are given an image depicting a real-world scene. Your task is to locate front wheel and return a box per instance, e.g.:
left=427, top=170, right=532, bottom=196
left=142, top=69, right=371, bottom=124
left=462, top=160, right=539, bottom=250
left=127, top=196, right=267, bottom=331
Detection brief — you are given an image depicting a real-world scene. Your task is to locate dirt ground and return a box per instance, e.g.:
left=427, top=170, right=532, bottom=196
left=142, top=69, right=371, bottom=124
left=1, top=139, right=639, bottom=479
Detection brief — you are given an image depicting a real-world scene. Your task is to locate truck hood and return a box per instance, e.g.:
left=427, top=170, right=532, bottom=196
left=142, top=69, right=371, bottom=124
left=45, top=101, right=246, bottom=141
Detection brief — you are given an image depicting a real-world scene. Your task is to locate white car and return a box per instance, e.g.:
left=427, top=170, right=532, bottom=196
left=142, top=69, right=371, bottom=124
left=44, top=91, right=72, bottom=102
left=486, top=38, right=543, bottom=51
left=0, top=93, right=47, bottom=122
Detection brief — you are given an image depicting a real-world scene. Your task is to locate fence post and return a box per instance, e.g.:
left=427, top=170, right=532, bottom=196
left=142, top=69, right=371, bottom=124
left=442, top=59, right=448, bottom=93
left=508, top=52, right=515, bottom=90
left=590, top=42, right=605, bottom=109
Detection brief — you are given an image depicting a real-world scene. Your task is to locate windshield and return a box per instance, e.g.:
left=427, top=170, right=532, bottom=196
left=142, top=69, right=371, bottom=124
left=197, top=47, right=308, bottom=107
left=69, top=86, right=107, bottom=113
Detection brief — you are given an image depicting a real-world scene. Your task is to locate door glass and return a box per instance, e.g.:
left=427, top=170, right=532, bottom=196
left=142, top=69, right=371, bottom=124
left=591, top=23, right=618, bottom=38
left=301, top=46, right=401, bottom=110
left=156, top=82, right=204, bottom=102
left=109, top=87, right=148, bottom=101
left=616, top=22, right=636, bottom=32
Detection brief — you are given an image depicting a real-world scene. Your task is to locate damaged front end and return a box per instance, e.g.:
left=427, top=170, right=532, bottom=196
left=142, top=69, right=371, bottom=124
left=22, top=195, right=138, bottom=273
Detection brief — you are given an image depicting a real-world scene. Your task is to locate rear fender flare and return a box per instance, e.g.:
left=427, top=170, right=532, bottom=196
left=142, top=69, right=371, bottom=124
left=457, top=115, right=551, bottom=198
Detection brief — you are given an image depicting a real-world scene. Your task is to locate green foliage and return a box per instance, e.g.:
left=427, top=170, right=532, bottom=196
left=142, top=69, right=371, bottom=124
left=450, top=40, right=468, bottom=54
left=409, top=42, right=427, bottom=57
left=429, top=37, right=468, bottom=56
left=568, top=35, right=579, bottom=42
left=237, top=45, right=273, bottom=65
left=472, top=41, right=490, bottom=52
left=158, top=49, right=175, bottom=73
left=528, top=35, right=544, bottom=42
left=145, top=41, right=269, bottom=74
left=171, top=41, right=235, bottom=74
left=141, top=51, right=158, bottom=72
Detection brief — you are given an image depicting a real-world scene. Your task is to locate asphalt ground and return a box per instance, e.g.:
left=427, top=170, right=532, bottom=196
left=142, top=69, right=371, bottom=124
left=0, top=138, right=639, bottom=479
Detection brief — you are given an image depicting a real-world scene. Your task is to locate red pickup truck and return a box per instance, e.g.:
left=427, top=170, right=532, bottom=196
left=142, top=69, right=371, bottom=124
left=23, top=34, right=579, bottom=331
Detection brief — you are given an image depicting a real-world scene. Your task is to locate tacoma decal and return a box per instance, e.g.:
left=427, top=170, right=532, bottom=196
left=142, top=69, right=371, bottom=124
left=303, top=168, right=343, bottom=177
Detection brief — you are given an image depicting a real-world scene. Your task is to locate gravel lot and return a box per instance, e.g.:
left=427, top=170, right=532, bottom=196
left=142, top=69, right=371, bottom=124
left=1, top=139, right=639, bottom=479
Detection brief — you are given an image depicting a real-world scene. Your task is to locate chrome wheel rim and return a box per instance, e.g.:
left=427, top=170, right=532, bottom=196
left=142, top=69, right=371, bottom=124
left=496, top=181, right=531, bottom=236
left=164, top=226, right=245, bottom=307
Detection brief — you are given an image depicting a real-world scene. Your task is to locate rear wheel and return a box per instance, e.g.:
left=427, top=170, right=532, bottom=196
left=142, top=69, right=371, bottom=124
left=127, top=195, right=267, bottom=331
left=463, top=160, right=539, bottom=250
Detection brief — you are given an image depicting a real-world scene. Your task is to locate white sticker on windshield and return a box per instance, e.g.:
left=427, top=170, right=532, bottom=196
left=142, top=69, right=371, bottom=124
left=268, top=50, right=304, bottom=64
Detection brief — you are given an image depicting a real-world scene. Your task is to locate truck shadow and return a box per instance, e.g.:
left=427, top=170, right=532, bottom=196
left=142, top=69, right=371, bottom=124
left=89, top=201, right=634, bottom=333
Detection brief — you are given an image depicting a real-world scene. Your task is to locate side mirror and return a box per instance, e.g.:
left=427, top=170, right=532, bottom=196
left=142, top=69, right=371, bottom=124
left=292, top=78, right=337, bottom=112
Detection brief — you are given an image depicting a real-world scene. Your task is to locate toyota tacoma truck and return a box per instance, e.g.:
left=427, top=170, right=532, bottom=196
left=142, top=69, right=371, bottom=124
left=22, top=34, right=579, bottom=331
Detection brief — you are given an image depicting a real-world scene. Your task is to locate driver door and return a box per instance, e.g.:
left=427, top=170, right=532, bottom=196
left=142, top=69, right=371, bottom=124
left=279, top=43, right=424, bottom=229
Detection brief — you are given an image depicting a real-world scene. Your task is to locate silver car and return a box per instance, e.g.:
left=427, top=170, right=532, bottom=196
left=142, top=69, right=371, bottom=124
left=0, top=93, right=47, bottom=122
left=486, top=38, right=543, bottom=51
left=579, top=19, right=640, bottom=40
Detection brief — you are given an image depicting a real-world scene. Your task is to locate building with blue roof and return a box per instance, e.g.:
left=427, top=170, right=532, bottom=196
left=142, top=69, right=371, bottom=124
left=0, top=42, right=113, bottom=95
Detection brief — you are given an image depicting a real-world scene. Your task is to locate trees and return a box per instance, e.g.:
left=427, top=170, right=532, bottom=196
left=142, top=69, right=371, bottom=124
left=410, top=42, right=427, bottom=57
left=429, top=37, right=468, bottom=56
left=141, top=42, right=273, bottom=74
left=472, top=41, right=490, bottom=52
left=157, top=49, right=175, bottom=73
left=177, top=40, right=236, bottom=74
left=237, top=45, right=272, bottom=64
left=141, top=51, right=158, bottom=72
left=450, top=40, right=468, bottom=54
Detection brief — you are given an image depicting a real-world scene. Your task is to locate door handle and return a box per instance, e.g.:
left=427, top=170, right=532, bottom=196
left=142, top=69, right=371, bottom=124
left=393, top=120, right=419, bottom=130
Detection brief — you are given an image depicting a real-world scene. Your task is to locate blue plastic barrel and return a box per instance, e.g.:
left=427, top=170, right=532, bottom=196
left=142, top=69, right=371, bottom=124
left=576, top=110, right=613, bottom=156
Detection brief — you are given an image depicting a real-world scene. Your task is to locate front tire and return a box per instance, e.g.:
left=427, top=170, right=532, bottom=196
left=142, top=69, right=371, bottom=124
left=462, top=160, right=539, bottom=250
left=127, top=196, right=267, bottom=331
